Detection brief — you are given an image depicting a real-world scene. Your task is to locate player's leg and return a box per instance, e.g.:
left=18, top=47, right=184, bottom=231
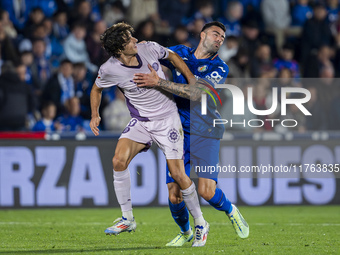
left=197, top=177, right=249, bottom=238
left=105, top=138, right=146, bottom=236
left=165, top=182, right=193, bottom=246
left=193, top=133, right=249, bottom=239
left=167, top=159, right=209, bottom=247
left=152, top=113, right=208, bottom=247
left=165, top=131, right=193, bottom=246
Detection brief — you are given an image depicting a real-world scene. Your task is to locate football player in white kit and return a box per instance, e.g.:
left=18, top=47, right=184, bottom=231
left=89, top=22, right=209, bottom=247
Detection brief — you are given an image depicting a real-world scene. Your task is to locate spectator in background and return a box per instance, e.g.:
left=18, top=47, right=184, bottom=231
left=32, top=101, right=57, bottom=132
left=261, top=0, right=292, bottom=51
left=0, top=13, right=19, bottom=64
left=1, top=0, right=33, bottom=31
left=103, top=88, right=131, bottom=132
left=0, top=9, right=17, bottom=39
left=103, top=0, right=126, bottom=27
left=20, top=50, right=40, bottom=106
left=304, top=45, right=334, bottom=77
left=0, top=62, right=33, bottom=130
left=63, top=22, right=97, bottom=72
left=52, top=11, right=69, bottom=41
left=31, top=38, right=52, bottom=91
left=127, top=0, right=158, bottom=28
left=273, top=42, right=300, bottom=79
left=327, top=0, right=340, bottom=23
left=238, top=18, right=261, bottom=60
left=43, top=17, right=63, bottom=57
left=24, top=7, right=45, bottom=38
left=56, top=96, right=84, bottom=132
left=34, top=0, right=57, bottom=18
left=219, top=35, right=239, bottom=62
left=166, top=25, right=191, bottom=47
left=187, top=18, right=205, bottom=48
left=43, top=59, right=74, bottom=115
left=69, top=0, right=95, bottom=31
left=73, top=62, right=92, bottom=120
left=227, top=47, right=251, bottom=78
left=85, top=20, right=108, bottom=67
left=218, top=1, right=243, bottom=37
left=250, top=44, right=277, bottom=78
left=300, top=3, right=333, bottom=66
left=158, top=0, right=191, bottom=30
left=135, top=19, right=161, bottom=43
left=291, top=0, right=313, bottom=27
left=185, top=0, right=214, bottom=27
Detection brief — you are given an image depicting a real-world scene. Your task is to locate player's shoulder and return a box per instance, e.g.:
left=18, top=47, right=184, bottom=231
left=99, top=57, right=120, bottom=75
left=212, top=56, right=229, bottom=72
left=137, top=41, right=161, bottom=50
left=169, top=44, right=192, bottom=55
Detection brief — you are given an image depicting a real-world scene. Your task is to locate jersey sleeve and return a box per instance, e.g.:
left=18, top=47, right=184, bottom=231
left=160, top=45, right=188, bottom=70
left=147, top=41, right=169, bottom=60
left=95, top=66, right=117, bottom=88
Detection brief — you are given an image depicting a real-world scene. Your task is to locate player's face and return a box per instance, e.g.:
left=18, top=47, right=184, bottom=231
left=202, top=26, right=225, bottom=53
left=121, top=34, right=138, bottom=56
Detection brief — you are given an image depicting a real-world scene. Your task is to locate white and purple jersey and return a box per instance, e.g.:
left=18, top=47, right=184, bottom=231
left=95, top=42, right=178, bottom=121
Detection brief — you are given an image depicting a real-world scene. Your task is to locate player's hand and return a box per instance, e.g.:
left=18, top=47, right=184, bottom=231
left=90, top=116, right=101, bottom=136
left=133, top=64, right=160, bottom=87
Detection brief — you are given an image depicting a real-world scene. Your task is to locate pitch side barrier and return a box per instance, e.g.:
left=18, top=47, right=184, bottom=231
left=0, top=131, right=339, bottom=208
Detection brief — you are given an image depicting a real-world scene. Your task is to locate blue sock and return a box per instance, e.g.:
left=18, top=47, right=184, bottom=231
left=168, top=199, right=191, bottom=233
left=208, top=188, right=232, bottom=214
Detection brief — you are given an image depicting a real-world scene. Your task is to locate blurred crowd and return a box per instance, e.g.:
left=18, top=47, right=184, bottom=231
left=0, top=0, right=339, bottom=133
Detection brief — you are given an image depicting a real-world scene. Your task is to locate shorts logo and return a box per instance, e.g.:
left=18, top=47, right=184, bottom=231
left=152, top=62, right=159, bottom=71
left=168, top=128, right=180, bottom=143
left=198, top=65, right=208, bottom=72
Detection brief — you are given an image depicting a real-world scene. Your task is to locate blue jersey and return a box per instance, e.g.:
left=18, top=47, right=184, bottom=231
left=160, top=45, right=229, bottom=139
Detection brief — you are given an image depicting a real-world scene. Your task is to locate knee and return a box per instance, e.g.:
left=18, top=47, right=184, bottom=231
left=198, top=184, right=215, bottom=201
left=169, top=193, right=182, bottom=204
left=112, top=156, right=128, bottom=171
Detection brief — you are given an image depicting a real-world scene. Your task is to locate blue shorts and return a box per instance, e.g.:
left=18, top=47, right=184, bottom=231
left=166, top=132, right=220, bottom=183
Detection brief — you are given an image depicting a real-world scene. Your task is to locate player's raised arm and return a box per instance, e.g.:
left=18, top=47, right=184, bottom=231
left=165, top=50, right=196, bottom=84
left=133, top=64, right=208, bottom=101
left=90, top=83, right=104, bottom=136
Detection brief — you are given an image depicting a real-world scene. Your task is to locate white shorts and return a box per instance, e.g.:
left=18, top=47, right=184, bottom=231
left=119, top=112, right=184, bottom=159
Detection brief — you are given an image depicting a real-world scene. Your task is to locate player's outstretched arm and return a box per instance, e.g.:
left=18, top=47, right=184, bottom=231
left=90, top=83, right=104, bottom=136
left=134, top=65, right=207, bottom=101
left=165, top=50, right=196, bottom=84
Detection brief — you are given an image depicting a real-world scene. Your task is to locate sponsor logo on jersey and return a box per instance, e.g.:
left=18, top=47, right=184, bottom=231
left=198, top=65, right=208, bottom=72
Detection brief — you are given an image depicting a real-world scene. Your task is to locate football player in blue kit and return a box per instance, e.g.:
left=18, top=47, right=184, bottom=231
left=134, top=21, right=249, bottom=247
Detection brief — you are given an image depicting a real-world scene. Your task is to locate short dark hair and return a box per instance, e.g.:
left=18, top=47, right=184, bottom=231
left=201, top=21, right=226, bottom=33
left=60, top=59, right=72, bottom=66
left=100, top=22, right=134, bottom=58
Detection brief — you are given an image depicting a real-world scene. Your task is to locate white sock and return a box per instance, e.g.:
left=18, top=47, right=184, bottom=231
left=122, top=210, right=134, bottom=221
left=113, top=168, right=133, bottom=220
left=181, top=182, right=205, bottom=226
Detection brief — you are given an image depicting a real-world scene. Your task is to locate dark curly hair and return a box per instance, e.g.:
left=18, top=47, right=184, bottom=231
left=100, top=22, right=134, bottom=58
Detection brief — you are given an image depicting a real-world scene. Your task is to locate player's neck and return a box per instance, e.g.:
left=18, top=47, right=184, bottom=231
left=194, top=45, right=215, bottom=59
left=118, top=54, right=138, bottom=66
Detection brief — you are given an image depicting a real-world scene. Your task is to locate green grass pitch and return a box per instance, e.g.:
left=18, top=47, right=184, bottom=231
left=0, top=206, right=339, bottom=254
